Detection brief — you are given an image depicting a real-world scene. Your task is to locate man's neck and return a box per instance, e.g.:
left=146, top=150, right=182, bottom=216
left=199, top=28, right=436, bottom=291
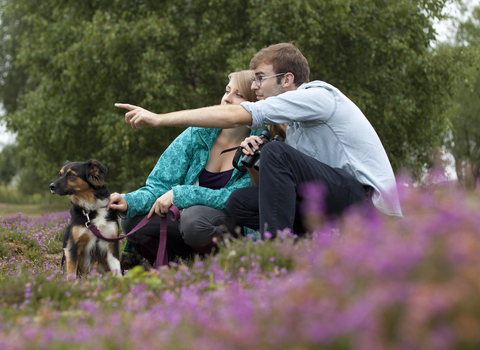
left=286, top=84, right=299, bottom=92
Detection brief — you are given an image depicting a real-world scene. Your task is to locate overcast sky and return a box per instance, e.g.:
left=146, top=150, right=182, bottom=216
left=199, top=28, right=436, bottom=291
left=0, top=122, right=13, bottom=150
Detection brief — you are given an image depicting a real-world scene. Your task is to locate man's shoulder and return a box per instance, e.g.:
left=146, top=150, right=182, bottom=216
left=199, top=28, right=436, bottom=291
left=298, top=80, right=333, bottom=90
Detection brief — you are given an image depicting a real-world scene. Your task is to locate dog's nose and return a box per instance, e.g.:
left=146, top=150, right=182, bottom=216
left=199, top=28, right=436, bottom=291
left=49, top=183, right=56, bottom=194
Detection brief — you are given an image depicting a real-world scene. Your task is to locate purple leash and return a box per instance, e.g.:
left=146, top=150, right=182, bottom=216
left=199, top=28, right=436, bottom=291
left=85, top=205, right=181, bottom=268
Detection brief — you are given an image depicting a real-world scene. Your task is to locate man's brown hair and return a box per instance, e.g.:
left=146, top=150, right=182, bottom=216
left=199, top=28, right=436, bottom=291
left=250, top=42, right=310, bottom=87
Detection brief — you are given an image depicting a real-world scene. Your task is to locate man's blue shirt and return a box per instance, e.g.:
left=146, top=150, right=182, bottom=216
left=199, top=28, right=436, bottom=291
left=241, top=80, right=402, bottom=217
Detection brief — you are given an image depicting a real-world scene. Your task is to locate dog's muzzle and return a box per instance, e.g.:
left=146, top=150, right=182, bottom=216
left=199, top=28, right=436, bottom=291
left=49, top=183, right=56, bottom=194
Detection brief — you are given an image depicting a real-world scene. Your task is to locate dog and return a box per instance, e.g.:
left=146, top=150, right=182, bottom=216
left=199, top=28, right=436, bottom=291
left=49, top=159, right=121, bottom=277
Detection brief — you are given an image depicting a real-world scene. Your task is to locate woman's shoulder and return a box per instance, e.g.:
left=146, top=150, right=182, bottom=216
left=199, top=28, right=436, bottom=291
left=176, top=127, right=217, bottom=141
left=172, top=127, right=221, bottom=151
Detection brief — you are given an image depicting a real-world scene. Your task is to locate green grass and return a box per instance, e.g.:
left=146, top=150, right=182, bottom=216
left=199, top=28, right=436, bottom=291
left=0, top=202, right=70, bottom=217
left=0, top=186, right=70, bottom=217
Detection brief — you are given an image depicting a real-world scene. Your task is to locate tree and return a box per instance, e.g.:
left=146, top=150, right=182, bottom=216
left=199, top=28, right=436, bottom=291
left=0, top=2, right=31, bottom=115
left=446, top=5, right=480, bottom=190
left=0, top=143, right=22, bottom=186
left=0, top=0, right=461, bottom=193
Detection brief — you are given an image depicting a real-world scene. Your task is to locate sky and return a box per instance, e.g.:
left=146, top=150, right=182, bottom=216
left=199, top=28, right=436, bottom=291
left=435, top=0, right=480, bottom=42
left=0, top=121, right=13, bottom=150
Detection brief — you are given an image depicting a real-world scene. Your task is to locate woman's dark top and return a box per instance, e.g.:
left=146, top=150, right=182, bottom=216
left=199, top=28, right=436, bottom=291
left=198, top=168, right=234, bottom=190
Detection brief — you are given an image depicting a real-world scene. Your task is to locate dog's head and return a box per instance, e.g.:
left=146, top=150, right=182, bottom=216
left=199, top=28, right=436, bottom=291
left=49, top=159, right=108, bottom=199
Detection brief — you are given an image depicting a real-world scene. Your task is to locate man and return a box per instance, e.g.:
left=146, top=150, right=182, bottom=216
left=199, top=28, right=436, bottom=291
left=115, top=43, right=402, bottom=237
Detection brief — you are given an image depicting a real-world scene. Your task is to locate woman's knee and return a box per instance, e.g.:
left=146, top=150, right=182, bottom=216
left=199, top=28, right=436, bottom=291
left=178, top=208, right=198, bottom=239
left=179, top=206, right=215, bottom=245
left=179, top=206, right=236, bottom=246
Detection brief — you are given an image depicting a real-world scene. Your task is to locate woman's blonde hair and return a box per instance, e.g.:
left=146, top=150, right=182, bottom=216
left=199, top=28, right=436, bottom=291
left=228, top=70, right=256, bottom=103
left=268, top=123, right=287, bottom=140
left=228, top=70, right=287, bottom=140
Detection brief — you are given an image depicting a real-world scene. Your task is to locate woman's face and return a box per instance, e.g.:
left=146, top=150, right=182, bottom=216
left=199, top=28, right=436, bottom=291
left=221, top=80, right=247, bottom=105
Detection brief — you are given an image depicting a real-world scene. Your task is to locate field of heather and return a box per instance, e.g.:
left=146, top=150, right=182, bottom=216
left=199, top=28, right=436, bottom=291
left=1, top=182, right=480, bottom=350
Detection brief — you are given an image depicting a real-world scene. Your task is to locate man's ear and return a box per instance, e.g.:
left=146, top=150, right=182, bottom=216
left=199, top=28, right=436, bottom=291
left=283, top=72, right=296, bottom=90
left=86, top=159, right=107, bottom=187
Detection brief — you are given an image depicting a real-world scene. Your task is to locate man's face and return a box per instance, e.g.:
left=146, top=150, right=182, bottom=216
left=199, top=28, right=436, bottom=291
left=251, top=63, right=286, bottom=100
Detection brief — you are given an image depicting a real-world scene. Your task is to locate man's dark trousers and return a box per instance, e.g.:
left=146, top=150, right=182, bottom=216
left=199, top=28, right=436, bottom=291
left=226, top=142, right=367, bottom=238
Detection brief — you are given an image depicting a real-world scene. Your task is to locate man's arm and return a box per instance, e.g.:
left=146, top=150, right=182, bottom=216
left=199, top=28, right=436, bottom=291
left=115, top=103, right=253, bottom=130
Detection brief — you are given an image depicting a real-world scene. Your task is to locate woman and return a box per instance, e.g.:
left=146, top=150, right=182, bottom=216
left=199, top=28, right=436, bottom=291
left=108, top=70, right=266, bottom=264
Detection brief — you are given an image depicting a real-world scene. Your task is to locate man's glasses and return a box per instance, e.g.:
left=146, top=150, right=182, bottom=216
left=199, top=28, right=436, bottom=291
left=251, top=73, right=286, bottom=87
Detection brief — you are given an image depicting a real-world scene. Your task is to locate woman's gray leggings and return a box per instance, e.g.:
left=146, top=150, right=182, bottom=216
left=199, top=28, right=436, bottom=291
left=121, top=205, right=238, bottom=261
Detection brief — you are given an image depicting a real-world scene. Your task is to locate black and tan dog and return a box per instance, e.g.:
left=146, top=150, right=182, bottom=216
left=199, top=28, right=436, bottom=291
left=50, top=159, right=121, bottom=277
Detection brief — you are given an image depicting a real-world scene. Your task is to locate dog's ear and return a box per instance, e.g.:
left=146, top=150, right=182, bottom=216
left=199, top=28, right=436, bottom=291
left=86, top=159, right=107, bottom=188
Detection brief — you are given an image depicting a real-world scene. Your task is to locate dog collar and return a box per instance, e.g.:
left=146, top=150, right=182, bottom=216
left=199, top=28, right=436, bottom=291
left=82, top=206, right=108, bottom=227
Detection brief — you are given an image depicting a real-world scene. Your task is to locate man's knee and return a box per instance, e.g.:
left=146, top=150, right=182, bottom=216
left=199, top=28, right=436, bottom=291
left=226, top=189, right=242, bottom=217
left=226, top=187, right=257, bottom=219
left=262, top=140, right=289, bottom=160
left=260, top=141, right=294, bottom=173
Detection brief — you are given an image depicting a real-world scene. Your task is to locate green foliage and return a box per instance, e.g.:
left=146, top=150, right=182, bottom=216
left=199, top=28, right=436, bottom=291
left=0, top=143, right=23, bottom=186
left=448, top=59, right=480, bottom=188
left=211, top=234, right=297, bottom=275
left=455, top=5, right=480, bottom=46
left=0, top=2, right=32, bottom=115
left=445, top=4, right=480, bottom=189
left=246, top=0, right=462, bottom=176
left=0, top=0, right=462, bottom=192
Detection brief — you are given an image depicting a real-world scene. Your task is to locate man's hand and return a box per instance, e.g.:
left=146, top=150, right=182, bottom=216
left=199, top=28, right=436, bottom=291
left=115, top=103, right=161, bottom=130
left=240, top=135, right=264, bottom=156
left=107, top=192, right=128, bottom=212
left=148, top=190, right=174, bottom=219
left=116, top=103, right=253, bottom=129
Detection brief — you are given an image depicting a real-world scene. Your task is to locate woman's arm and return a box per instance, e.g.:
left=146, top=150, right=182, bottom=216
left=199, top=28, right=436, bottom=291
left=120, top=128, right=195, bottom=218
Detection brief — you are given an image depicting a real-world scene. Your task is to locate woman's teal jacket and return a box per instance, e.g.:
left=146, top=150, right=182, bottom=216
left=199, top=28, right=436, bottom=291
left=122, top=126, right=266, bottom=220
